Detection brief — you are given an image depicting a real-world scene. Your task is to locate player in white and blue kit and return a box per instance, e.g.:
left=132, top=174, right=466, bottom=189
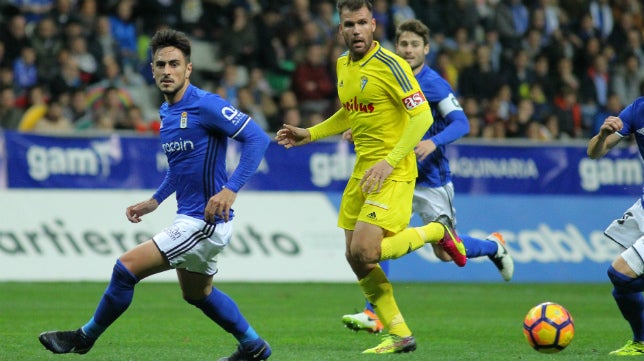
left=39, top=29, right=271, bottom=361
left=341, top=19, right=514, bottom=333
left=588, top=97, right=644, bottom=356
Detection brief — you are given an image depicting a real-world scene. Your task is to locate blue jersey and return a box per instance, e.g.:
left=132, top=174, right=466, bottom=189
left=617, top=97, right=644, bottom=199
left=415, top=65, right=469, bottom=187
left=153, top=84, right=269, bottom=223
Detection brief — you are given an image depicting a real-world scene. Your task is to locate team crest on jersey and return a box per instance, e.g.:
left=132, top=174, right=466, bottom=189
left=360, top=76, right=368, bottom=92
left=180, top=112, right=188, bottom=128
left=402, top=91, right=427, bottom=110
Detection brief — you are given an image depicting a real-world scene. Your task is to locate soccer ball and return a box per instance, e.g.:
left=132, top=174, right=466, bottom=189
left=522, top=302, right=574, bottom=353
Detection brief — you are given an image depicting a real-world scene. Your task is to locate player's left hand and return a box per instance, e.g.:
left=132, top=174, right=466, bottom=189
left=205, top=187, right=237, bottom=223
left=360, top=160, right=393, bottom=194
left=415, top=139, right=436, bottom=161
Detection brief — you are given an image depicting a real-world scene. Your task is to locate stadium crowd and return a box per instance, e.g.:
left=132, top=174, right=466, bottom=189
left=0, top=0, right=642, bottom=141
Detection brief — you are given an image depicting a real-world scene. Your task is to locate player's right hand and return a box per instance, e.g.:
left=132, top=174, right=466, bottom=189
left=275, top=124, right=311, bottom=148
left=126, top=198, right=159, bottom=223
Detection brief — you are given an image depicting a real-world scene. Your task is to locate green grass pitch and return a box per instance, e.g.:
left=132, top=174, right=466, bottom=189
left=0, top=282, right=627, bottom=360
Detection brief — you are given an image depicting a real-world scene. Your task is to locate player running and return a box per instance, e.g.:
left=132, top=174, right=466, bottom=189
left=341, top=19, right=514, bottom=334
left=38, top=29, right=271, bottom=361
left=587, top=98, right=644, bottom=356
left=276, top=0, right=466, bottom=354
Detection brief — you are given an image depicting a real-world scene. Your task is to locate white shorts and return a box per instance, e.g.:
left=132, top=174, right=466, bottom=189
left=605, top=199, right=644, bottom=275
left=153, top=214, right=232, bottom=275
left=412, top=182, right=456, bottom=226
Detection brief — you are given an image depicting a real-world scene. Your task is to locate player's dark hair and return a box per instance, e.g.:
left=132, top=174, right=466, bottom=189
left=337, top=0, right=372, bottom=13
left=150, top=28, right=191, bottom=62
left=396, top=19, right=430, bottom=46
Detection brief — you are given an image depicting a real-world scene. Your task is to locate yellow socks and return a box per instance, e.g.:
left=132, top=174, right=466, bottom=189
left=380, top=223, right=444, bottom=260
left=359, top=266, right=412, bottom=337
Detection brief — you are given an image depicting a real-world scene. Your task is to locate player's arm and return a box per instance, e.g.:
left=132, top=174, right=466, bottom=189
left=276, top=108, right=350, bottom=148
left=587, top=116, right=623, bottom=159
left=430, top=95, right=469, bottom=146
left=417, top=96, right=469, bottom=161
left=386, top=110, right=433, bottom=167
left=207, top=119, right=269, bottom=222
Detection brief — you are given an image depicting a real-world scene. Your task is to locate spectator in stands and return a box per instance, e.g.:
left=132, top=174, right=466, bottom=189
left=459, top=44, right=501, bottom=102
left=291, top=43, right=335, bottom=119
left=68, top=35, right=99, bottom=84
left=108, top=0, right=139, bottom=72
left=554, top=57, right=580, bottom=95
left=91, top=85, right=128, bottom=131
left=88, top=15, right=120, bottom=65
left=607, top=10, right=635, bottom=59
left=31, top=98, right=73, bottom=133
left=237, top=86, right=269, bottom=132
left=0, top=41, right=9, bottom=69
left=449, top=27, right=475, bottom=72
left=588, top=0, right=613, bottom=41
left=0, top=66, right=18, bottom=95
left=434, top=50, right=458, bottom=91
left=613, top=53, right=644, bottom=106
left=17, top=84, right=49, bottom=131
left=462, top=97, right=483, bottom=138
left=0, top=86, right=24, bottom=130
left=67, top=87, right=93, bottom=129
left=77, top=0, right=99, bottom=31
left=505, top=48, right=533, bottom=103
left=13, top=46, right=38, bottom=92
left=591, top=92, right=622, bottom=135
left=14, top=0, right=54, bottom=23
left=506, top=98, right=536, bottom=138
left=554, top=85, right=583, bottom=138
left=49, top=49, right=83, bottom=96
left=532, top=53, right=555, bottom=100
left=0, top=14, right=30, bottom=64
left=51, top=0, right=77, bottom=29
left=220, top=5, right=258, bottom=68
left=529, top=82, right=552, bottom=123
left=31, top=17, right=64, bottom=85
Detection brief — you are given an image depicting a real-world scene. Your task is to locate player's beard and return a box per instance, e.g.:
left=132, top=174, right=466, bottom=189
left=159, top=77, right=186, bottom=98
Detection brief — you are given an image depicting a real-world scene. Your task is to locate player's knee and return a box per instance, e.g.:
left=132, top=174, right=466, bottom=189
left=608, top=265, right=644, bottom=293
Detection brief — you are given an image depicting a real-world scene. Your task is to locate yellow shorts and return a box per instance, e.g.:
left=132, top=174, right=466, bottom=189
left=338, top=177, right=414, bottom=234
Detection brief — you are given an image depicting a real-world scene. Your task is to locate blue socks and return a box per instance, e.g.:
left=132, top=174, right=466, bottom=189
left=461, top=235, right=497, bottom=258
left=608, top=266, right=644, bottom=341
left=82, top=260, right=139, bottom=340
left=187, top=287, right=261, bottom=347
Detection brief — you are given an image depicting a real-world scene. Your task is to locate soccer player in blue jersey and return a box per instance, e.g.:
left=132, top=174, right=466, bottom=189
left=341, top=19, right=515, bottom=334
left=38, top=29, right=272, bottom=361
left=587, top=98, right=644, bottom=356
left=277, top=0, right=466, bottom=355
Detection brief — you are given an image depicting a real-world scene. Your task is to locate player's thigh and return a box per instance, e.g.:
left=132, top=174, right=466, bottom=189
left=357, top=179, right=414, bottom=234
left=119, top=239, right=171, bottom=279
left=413, top=183, right=456, bottom=225
left=338, top=177, right=364, bottom=231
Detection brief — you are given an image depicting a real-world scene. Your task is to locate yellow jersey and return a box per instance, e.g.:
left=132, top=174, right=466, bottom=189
left=336, top=41, right=430, bottom=181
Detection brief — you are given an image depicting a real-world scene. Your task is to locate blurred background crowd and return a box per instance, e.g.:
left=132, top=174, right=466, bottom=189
left=0, top=0, right=642, bottom=141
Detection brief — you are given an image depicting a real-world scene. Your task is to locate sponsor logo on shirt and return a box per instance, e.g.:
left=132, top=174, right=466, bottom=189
left=161, top=138, right=195, bottom=153
left=402, top=91, right=426, bottom=110
left=222, top=105, right=246, bottom=126
left=342, top=96, right=374, bottom=113
left=360, top=76, right=368, bottom=92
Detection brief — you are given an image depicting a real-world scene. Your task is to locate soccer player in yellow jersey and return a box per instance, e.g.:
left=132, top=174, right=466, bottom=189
left=276, top=0, right=466, bottom=355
